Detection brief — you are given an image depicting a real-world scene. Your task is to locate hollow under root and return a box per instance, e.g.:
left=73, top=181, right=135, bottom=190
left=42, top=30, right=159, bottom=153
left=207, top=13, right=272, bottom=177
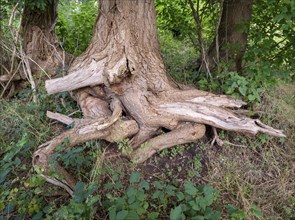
left=131, top=122, right=206, bottom=163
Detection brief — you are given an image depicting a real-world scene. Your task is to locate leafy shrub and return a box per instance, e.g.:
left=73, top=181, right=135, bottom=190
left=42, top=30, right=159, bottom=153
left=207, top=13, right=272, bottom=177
left=198, top=71, right=267, bottom=103
left=159, top=30, right=199, bottom=85
left=56, top=0, right=98, bottom=56
left=103, top=172, right=228, bottom=220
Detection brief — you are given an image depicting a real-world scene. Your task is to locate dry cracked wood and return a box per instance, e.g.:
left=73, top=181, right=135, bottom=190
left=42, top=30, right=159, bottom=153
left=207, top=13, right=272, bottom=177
left=34, top=0, right=285, bottom=196
left=33, top=119, right=139, bottom=195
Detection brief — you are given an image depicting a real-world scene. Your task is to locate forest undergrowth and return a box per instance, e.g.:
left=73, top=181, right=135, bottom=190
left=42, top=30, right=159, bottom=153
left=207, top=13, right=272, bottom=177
left=1, top=0, right=294, bottom=219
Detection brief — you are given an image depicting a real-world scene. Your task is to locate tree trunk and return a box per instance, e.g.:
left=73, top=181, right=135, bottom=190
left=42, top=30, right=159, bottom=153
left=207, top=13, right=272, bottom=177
left=203, top=0, right=253, bottom=73
left=33, top=0, right=284, bottom=195
left=21, top=0, right=66, bottom=75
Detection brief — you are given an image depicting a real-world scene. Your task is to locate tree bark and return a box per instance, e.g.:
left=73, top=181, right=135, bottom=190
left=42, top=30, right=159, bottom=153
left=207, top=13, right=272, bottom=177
left=33, top=0, right=284, bottom=195
left=203, top=0, right=254, bottom=73
left=21, top=0, right=67, bottom=75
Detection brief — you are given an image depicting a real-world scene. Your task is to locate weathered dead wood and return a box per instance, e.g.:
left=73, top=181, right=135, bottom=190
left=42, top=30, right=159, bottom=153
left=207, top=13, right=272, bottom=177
left=46, top=111, right=75, bottom=126
left=158, top=102, right=285, bottom=137
left=34, top=0, right=285, bottom=196
left=45, top=58, right=105, bottom=94
left=33, top=119, right=139, bottom=195
left=131, top=123, right=206, bottom=163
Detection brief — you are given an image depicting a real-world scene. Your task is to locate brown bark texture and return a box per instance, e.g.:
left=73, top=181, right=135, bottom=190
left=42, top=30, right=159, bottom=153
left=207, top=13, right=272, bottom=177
left=21, top=0, right=67, bottom=75
left=203, top=0, right=254, bottom=73
left=33, top=0, right=284, bottom=195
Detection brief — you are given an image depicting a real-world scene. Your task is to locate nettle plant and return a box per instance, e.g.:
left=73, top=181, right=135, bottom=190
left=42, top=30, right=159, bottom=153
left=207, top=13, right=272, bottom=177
left=198, top=70, right=271, bottom=103
left=103, top=172, right=222, bottom=220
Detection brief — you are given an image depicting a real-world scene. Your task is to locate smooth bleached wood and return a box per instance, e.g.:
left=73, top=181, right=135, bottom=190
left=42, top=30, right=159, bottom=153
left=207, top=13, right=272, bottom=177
left=45, top=59, right=105, bottom=94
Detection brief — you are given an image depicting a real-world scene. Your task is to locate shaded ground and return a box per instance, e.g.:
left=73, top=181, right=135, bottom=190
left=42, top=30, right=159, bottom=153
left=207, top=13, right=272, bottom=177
left=0, top=82, right=294, bottom=219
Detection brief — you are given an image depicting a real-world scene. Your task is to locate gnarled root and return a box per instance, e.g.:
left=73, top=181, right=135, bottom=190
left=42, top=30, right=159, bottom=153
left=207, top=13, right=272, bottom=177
left=33, top=119, right=139, bottom=195
left=33, top=88, right=138, bottom=195
left=131, top=122, right=206, bottom=163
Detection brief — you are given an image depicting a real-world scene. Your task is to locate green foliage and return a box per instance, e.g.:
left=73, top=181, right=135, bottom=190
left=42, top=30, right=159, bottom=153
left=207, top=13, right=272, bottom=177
left=198, top=71, right=267, bottom=103
left=104, top=172, right=223, bottom=220
left=46, top=182, right=100, bottom=219
left=1, top=0, right=294, bottom=219
left=156, top=0, right=196, bottom=41
left=0, top=92, right=269, bottom=219
left=159, top=31, right=199, bottom=84
left=56, top=0, right=98, bottom=56
left=156, top=0, right=220, bottom=49
left=0, top=95, right=53, bottom=219
left=246, top=0, right=295, bottom=78
left=117, top=139, right=133, bottom=156
left=1, top=0, right=50, bottom=11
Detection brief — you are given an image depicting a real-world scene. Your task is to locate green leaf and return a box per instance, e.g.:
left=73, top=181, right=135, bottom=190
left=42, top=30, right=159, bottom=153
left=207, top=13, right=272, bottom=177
left=170, top=205, right=183, bottom=220
left=176, top=192, right=184, bottom=201
left=250, top=205, right=263, bottom=219
left=189, top=200, right=200, bottom=211
left=116, top=210, right=128, bottom=220
left=184, top=181, right=198, bottom=196
left=204, top=207, right=221, bottom=220
left=238, top=86, right=247, bottom=96
left=139, top=180, right=150, bottom=190
left=136, top=191, right=146, bottom=202
left=153, top=181, right=165, bottom=189
left=125, top=210, right=140, bottom=220
left=152, top=190, right=164, bottom=201
left=225, top=204, right=238, bottom=215
left=130, top=172, right=140, bottom=184
left=196, top=197, right=207, bottom=210
left=166, top=184, right=177, bottom=196
left=147, top=212, right=159, bottom=220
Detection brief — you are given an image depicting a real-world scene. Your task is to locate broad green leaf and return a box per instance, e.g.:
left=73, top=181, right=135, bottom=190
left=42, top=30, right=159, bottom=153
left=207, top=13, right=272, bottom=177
left=147, top=212, right=159, bottom=220
left=116, top=210, right=128, bottom=220
left=130, top=172, right=140, bottom=184
left=170, top=205, right=183, bottom=220
left=184, top=181, right=198, bottom=196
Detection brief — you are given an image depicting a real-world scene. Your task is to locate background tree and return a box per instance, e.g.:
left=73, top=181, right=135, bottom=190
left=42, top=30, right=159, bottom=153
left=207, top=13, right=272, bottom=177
left=21, top=0, right=67, bottom=75
left=196, top=0, right=254, bottom=73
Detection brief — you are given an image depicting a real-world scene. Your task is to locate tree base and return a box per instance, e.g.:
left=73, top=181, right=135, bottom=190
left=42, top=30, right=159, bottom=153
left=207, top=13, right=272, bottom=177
left=32, top=0, right=284, bottom=195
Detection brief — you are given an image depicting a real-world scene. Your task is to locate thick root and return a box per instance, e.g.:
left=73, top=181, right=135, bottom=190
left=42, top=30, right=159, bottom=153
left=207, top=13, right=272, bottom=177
left=33, top=120, right=139, bottom=195
left=159, top=102, right=285, bottom=137
left=131, top=123, right=206, bottom=163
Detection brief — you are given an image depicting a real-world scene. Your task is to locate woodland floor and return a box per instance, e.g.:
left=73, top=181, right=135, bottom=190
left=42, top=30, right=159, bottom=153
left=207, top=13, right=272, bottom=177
left=0, top=81, right=294, bottom=219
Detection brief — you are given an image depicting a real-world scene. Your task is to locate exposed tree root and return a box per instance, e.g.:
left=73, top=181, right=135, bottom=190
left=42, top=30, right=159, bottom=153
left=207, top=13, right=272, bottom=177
left=211, top=127, right=224, bottom=147
left=131, top=123, right=206, bottom=163
left=32, top=0, right=285, bottom=196
left=33, top=119, right=139, bottom=195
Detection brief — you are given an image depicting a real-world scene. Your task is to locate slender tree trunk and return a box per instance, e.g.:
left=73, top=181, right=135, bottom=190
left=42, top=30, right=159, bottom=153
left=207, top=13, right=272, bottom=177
left=21, top=0, right=66, bottom=75
left=33, top=0, right=284, bottom=195
left=204, top=0, right=253, bottom=73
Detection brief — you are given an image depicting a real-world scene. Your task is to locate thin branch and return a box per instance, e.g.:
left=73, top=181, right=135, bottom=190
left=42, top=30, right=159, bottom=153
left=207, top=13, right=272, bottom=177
left=187, top=0, right=212, bottom=77
left=215, top=0, right=224, bottom=73
left=8, top=1, right=20, bottom=75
